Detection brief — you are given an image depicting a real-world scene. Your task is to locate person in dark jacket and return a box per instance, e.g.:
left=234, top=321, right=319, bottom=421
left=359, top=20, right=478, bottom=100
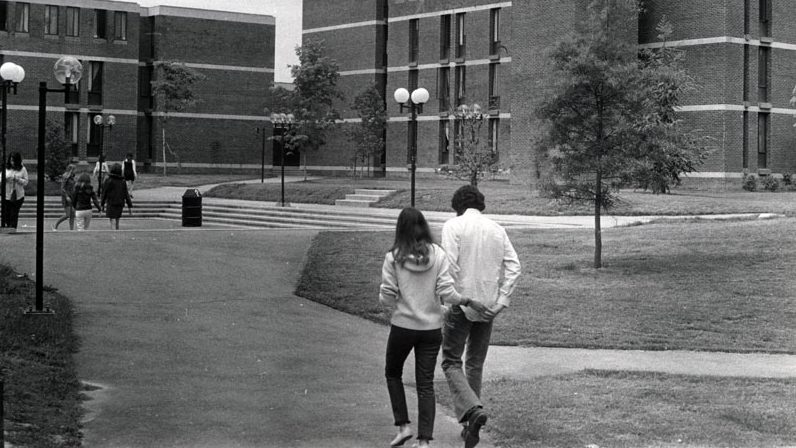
left=101, top=163, right=133, bottom=230
left=71, top=173, right=102, bottom=231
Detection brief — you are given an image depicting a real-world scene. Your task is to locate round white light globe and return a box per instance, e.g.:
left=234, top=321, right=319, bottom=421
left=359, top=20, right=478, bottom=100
left=0, top=62, right=16, bottom=82
left=13, top=65, right=25, bottom=83
left=393, top=88, right=410, bottom=104
left=411, top=88, right=430, bottom=105
left=53, top=56, right=83, bottom=85
left=93, top=115, right=103, bottom=125
left=107, top=115, right=116, bottom=126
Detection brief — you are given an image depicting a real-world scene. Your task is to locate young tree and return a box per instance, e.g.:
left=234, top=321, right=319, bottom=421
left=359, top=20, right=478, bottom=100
left=45, top=120, right=72, bottom=181
left=346, top=85, right=387, bottom=178
left=452, top=104, right=497, bottom=186
left=537, top=0, right=710, bottom=268
left=151, top=61, right=206, bottom=176
left=270, top=39, right=342, bottom=180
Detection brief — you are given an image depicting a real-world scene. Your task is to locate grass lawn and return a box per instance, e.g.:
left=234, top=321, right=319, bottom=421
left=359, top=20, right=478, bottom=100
left=433, top=370, right=796, bottom=448
left=203, top=176, right=796, bottom=216
left=0, top=265, right=83, bottom=447
left=295, top=218, right=796, bottom=353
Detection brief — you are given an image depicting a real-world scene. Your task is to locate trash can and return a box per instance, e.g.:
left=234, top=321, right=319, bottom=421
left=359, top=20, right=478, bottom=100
left=182, top=189, right=202, bottom=227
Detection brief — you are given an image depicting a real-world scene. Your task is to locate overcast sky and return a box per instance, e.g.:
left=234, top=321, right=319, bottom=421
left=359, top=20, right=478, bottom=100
left=122, top=0, right=302, bottom=82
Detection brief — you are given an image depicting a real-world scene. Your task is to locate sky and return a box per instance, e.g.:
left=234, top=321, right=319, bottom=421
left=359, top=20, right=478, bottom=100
left=122, top=0, right=302, bottom=82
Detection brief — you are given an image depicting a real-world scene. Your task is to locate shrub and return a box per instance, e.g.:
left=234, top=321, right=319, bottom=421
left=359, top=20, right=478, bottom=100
left=782, top=172, right=793, bottom=186
left=45, top=120, right=72, bottom=181
left=762, top=175, right=780, bottom=192
left=742, top=174, right=758, bottom=192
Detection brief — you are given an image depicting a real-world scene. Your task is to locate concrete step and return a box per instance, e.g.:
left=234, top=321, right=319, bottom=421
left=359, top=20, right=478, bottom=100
left=335, top=199, right=373, bottom=208
left=354, top=189, right=395, bottom=197
left=343, top=194, right=383, bottom=202
left=199, top=210, right=393, bottom=229
left=201, top=205, right=396, bottom=226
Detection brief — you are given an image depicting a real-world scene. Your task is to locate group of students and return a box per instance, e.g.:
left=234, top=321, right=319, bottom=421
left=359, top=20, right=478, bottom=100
left=53, top=153, right=137, bottom=231
left=380, top=185, right=521, bottom=448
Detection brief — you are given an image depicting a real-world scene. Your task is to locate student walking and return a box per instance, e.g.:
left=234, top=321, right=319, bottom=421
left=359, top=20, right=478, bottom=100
left=122, top=153, right=137, bottom=197
left=71, top=173, right=102, bottom=231
left=101, top=163, right=133, bottom=230
left=53, top=164, right=77, bottom=231
left=2, top=152, right=28, bottom=230
left=379, top=207, right=487, bottom=447
left=440, top=185, right=521, bottom=448
left=93, top=154, right=110, bottom=194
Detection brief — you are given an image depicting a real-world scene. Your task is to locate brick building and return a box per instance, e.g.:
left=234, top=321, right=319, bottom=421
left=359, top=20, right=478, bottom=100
left=0, top=0, right=274, bottom=170
left=304, top=0, right=796, bottom=184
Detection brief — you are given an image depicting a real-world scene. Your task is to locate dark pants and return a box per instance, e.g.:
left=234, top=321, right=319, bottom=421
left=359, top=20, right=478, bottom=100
left=2, top=197, right=24, bottom=228
left=441, top=305, right=494, bottom=422
left=385, top=325, right=442, bottom=441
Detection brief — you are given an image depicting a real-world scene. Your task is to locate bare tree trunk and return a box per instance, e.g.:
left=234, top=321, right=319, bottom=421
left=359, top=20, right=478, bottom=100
left=471, top=169, right=478, bottom=187
left=594, top=170, right=603, bottom=269
left=162, top=126, right=167, bottom=177
left=303, top=152, right=307, bottom=181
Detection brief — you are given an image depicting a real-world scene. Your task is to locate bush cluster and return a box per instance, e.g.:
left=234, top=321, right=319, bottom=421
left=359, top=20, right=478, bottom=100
left=743, top=173, right=796, bottom=192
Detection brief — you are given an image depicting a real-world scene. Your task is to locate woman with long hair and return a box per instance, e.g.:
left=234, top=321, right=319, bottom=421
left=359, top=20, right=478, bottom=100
left=52, top=164, right=77, bottom=231
left=2, top=152, right=28, bottom=230
left=101, top=163, right=133, bottom=230
left=71, top=173, right=101, bottom=231
left=379, top=208, right=487, bottom=447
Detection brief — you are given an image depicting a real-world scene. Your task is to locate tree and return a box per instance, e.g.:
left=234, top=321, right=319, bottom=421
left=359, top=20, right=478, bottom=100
left=451, top=104, right=498, bottom=186
left=45, top=120, right=72, bottom=181
left=270, top=39, right=342, bottom=180
left=346, top=85, right=387, bottom=178
left=151, top=61, right=206, bottom=176
left=537, top=0, right=710, bottom=268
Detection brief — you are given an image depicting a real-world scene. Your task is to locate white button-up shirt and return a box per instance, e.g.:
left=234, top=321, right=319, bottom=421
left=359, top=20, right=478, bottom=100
left=441, top=208, right=521, bottom=322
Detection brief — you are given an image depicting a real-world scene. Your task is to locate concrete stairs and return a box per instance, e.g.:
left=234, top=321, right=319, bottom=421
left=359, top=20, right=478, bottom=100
left=335, top=189, right=396, bottom=207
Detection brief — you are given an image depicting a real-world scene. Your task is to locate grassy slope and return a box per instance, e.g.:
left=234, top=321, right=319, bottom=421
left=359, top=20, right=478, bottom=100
left=295, top=219, right=796, bottom=353
left=0, top=266, right=83, bottom=447
left=434, top=370, right=796, bottom=448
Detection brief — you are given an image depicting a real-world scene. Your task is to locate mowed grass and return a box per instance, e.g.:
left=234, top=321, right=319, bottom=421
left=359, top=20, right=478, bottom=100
left=205, top=181, right=355, bottom=205
left=295, top=218, right=796, bottom=353
left=0, top=266, right=84, bottom=447
left=433, top=370, right=796, bottom=448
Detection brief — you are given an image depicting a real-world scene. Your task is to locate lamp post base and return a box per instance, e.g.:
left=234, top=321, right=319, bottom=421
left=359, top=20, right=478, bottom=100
left=0, top=227, right=17, bottom=235
left=275, top=201, right=291, bottom=208
left=24, top=307, right=55, bottom=316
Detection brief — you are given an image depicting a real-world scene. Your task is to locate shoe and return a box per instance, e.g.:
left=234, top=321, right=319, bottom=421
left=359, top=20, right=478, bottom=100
left=460, top=424, right=468, bottom=440
left=416, top=440, right=430, bottom=447
left=464, top=408, right=488, bottom=448
left=51, top=223, right=57, bottom=232
left=390, top=426, right=413, bottom=447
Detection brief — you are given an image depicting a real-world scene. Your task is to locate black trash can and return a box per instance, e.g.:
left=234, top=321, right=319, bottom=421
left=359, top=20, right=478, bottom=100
left=182, top=189, right=202, bottom=227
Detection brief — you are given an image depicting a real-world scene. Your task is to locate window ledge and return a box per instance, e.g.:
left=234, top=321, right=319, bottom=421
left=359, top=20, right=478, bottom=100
left=65, top=36, right=80, bottom=42
left=760, top=36, right=773, bottom=44
left=408, top=61, right=418, bottom=68
left=758, top=102, right=772, bottom=110
left=113, top=39, right=128, bottom=45
left=87, top=104, right=104, bottom=111
left=488, top=54, right=500, bottom=61
left=13, top=31, right=30, bottom=37
left=44, top=34, right=59, bottom=40
left=454, top=57, right=466, bottom=64
left=65, top=103, right=81, bottom=110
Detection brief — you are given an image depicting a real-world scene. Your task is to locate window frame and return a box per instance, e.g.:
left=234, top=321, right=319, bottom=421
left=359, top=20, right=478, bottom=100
left=408, top=19, right=419, bottom=65
left=0, top=2, right=9, bottom=32
left=66, top=6, right=79, bottom=37
left=114, top=10, right=127, bottom=41
left=455, top=13, right=466, bottom=59
left=439, top=15, right=451, bottom=61
left=94, top=9, right=107, bottom=39
left=44, top=5, right=59, bottom=35
left=14, top=2, right=29, bottom=33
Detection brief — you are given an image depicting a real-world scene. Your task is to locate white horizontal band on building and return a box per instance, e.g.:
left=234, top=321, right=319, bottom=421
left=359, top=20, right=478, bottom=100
left=388, top=2, right=513, bottom=23
left=640, top=36, right=796, bottom=51
left=386, top=57, right=512, bottom=73
left=303, top=20, right=386, bottom=34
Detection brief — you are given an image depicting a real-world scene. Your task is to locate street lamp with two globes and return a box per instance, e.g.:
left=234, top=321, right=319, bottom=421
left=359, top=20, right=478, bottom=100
left=393, top=87, right=429, bottom=207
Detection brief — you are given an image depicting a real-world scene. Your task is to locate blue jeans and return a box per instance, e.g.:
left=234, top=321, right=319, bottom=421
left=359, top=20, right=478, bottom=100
left=441, top=305, right=493, bottom=422
left=385, top=325, right=442, bottom=441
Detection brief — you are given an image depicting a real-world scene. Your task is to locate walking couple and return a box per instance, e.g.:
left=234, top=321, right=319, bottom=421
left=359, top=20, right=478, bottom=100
left=379, top=185, right=521, bottom=448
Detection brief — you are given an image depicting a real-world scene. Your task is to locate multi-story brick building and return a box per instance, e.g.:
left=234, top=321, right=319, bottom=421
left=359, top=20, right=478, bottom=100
left=305, top=0, right=796, bottom=184
left=0, top=0, right=274, bottom=170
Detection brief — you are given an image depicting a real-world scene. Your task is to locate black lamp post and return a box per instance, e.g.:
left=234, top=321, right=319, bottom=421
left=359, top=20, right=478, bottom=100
left=26, top=56, right=82, bottom=316
left=0, top=62, right=25, bottom=230
left=393, top=87, right=429, bottom=208
left=270, top=112, right=294, bottom=208
left=93, top=114, right=115, bottom=196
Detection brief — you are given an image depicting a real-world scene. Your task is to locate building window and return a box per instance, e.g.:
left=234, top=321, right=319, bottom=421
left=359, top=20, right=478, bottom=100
left=757, top=112, right=769, bottom=169
left=439, top=120, right=450, bottom=164
left=437, top=67, right=450, bottom=112
left=759, top=0, right=771, bottom=37
left=488, top=63, right=500, bottom=110
left=489, top=8, right=501, bottom=56
left=455, top=13, right=465, bottom=60
left=408, top=69, right=418, bottom=93
left=488, top=118, right=499, bottom=161
left=454, top=65, right=466, bottom=106
left=66, top=113, right=79, bottom=156
left=408, top=19, right=419, bottom=65
left=14, top=3, right=28, bottom=32
left=0, top=2, right=8, bottom=31
left=440, top=15, right=451, bottom=61
left=88, top=61, right=103, bottom=105
left=453, top=119, right=463, bottom=161
left=95, top=9, right=107, bottom=38
left=88, top=114, right=103, bottom=157
left=66, top=74, right=79, bottom=103
left=44, top=5, right=58, bottom=35
left=66, top=7, right=79, bottom=36
left=758, top=46, right=769, bottom=102
left=114, top=11, right=127, bottom=40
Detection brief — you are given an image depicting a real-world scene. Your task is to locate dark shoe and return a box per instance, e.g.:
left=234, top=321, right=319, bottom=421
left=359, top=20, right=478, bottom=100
left=464, top=408, right=488, bottom=448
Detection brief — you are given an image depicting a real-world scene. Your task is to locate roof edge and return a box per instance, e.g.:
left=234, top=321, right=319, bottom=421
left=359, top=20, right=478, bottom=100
left=141, top=5, right=275, bottom=26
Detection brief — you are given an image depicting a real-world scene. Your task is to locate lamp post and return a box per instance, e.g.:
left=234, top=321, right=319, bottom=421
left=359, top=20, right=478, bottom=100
left=255, top=108, right=269, bottom=183
left=93, top=114, right=115, bottom=196
left=393, top=87, right=429, bottom=208
left=271, top=112, right=295, bottom=207
left=0, top=62, right=25, bottom=230
left=26, top=56, right=82, bottom=316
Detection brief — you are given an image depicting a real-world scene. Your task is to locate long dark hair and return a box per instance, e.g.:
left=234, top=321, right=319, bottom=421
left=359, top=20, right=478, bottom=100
left=390, top=208, right=434, bottom=266
left=75, top=173, right=93, bottom=194
left=7, top=152, right=23, bottom=171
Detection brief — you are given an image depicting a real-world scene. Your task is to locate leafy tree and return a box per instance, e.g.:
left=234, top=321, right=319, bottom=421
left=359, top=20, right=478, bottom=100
left=45, top=120, right=72, bottom=181
left=270, top=39, right=342, bottom=180
left=346, top=85, right=387, bottom=178
left=537, top=0, right=710, bottom=268
left=451, top=104, right=497, bottom=186
left=151, top=61, right=206, bottom=176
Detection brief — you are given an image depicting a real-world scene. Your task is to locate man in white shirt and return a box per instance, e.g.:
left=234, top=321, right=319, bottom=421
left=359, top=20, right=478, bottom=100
left=441, top=185, right=521, bottom=448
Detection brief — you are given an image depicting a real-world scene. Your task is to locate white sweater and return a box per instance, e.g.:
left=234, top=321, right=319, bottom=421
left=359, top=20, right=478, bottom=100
left=379, top=244, right=466, bottom=331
